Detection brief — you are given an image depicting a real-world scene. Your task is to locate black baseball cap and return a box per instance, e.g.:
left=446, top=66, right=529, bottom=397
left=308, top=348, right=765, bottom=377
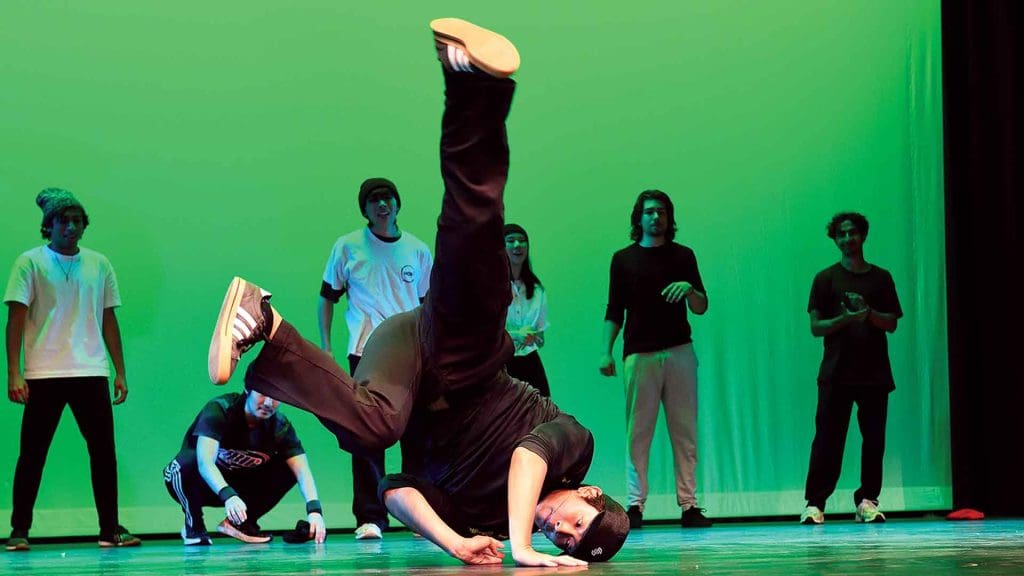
left=567, top=494, right=629, bottom=562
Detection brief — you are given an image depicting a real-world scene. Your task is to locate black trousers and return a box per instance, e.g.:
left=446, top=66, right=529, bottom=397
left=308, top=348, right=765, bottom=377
left=244, top=73, right=516, bottom=456
left=163, top=457, right=296, bottom=533
left=804, top=384, right=890, bottom=509
left=348, top=354, right=388, bottom=528
left=506, top=351, right=550, bottom=397
left=10, top=377, right=119, bottom=534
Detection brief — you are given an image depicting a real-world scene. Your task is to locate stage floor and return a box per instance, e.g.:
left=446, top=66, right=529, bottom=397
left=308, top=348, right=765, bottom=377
left=3, top=519, right=1022, bottom=575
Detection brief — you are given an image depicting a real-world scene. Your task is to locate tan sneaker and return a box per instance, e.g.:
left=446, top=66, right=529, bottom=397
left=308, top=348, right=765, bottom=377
left=217, top=519, right=272, bottom=544
left=209, top=276, right=271, bottom=384
left=430, top=18, right=520, bottom=78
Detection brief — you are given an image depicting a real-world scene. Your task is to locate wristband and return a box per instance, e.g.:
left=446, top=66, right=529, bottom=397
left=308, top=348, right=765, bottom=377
left=217, top=486, right=238, bottom=503
left=306, top=499, right=323, bottom=515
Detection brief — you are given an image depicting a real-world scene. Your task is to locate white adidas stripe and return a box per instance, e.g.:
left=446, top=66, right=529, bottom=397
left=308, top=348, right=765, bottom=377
left=164, top=460, right=196, bottom=533
left=447, top=44, right=473, bottom=72
left=236, top=307, right=258, bottom=330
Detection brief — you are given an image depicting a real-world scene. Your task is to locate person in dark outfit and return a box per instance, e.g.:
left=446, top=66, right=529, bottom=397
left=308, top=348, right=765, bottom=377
left=206, top=18, right=628, bottom=566
left=599, top=190, right=712, bottom=529
left=317, top=177, right=433, bottom=540
left=5, top=188, right=140, bottom=551
left=503, top=223, right=550, bottom=397
left=800, top=212, right=902, bottom=525
left=163, top=388, right=326, bottom=545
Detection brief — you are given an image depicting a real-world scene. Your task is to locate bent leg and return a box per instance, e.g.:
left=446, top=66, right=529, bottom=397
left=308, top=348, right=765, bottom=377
left=245, top=314, right=421, bottom=455
left=163, top=458, right=218, bottom=534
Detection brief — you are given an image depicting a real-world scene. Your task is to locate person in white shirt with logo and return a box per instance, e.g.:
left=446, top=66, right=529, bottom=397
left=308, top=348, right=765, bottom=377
left=317, top=177, right=433, bottom=540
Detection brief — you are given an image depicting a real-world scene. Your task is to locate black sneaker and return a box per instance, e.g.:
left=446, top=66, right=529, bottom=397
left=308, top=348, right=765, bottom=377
left=217, top=519, right=272, bottom=544
left=626, top=505, right=643, bottom=529
left=98, top=525, right=142, bottom=547
left=430, top=18, right=520, bottom=78
left=681, top=507, right=713, bottom=528
left=209, top=276, right=272, bottom=384
left=5, top=530, right=29, bottom=552
left=181, top=525, right=212, bottom=546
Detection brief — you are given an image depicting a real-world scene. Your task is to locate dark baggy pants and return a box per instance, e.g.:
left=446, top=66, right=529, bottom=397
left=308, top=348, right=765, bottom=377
left=243, top=72, right=516, bottom=459
left=10, top=377, right=119, bottom=535
left=163, top=457, right=296, bottom=533
left=804, top=384, right=890, bottom=509
left=348, top=354, right=388, bottom=529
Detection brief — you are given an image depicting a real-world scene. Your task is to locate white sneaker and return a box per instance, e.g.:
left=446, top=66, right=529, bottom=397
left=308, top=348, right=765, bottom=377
left=354, top=523, right=383, bottom=540
left=800, top=505, right=825, bottom=525
left=855, top=499, right=886, bottom=523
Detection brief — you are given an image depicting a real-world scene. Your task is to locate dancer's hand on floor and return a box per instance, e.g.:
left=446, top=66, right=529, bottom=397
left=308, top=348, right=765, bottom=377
left=513, top=546, right=588, bottom=567
left=452, top=535, right=505, bottom=564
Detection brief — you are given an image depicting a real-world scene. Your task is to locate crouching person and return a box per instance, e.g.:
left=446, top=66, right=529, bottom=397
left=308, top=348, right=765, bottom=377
left=163, top=387, right=326, bottom=545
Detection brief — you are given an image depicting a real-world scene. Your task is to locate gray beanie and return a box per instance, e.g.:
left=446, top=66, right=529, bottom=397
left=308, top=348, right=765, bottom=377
left=37, top=187, right=86, bottom=231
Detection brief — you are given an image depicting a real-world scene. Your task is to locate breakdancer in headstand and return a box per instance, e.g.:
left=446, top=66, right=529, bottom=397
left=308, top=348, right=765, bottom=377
left=208, top=17, right=628, bottom=566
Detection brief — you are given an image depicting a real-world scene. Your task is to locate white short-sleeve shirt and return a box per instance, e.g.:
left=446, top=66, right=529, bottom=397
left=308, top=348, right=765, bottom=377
left=322, top=227, right=433, bottom=357
left=4, top=245, right=121, bottom=379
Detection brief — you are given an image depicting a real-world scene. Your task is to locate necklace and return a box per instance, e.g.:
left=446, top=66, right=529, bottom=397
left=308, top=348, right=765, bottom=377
left=51, top=251, right=78, bottom=282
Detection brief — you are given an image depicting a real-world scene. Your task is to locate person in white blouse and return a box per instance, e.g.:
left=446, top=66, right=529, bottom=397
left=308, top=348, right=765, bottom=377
left=503, top=224, right=550, bottom=397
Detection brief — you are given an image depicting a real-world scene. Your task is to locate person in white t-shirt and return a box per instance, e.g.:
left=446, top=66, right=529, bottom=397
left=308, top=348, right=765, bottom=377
left=503, top=223, right=550, bottom=397
left=317, top=177, right=433, bottom=539
left=4, top=188, right=141, bottom=552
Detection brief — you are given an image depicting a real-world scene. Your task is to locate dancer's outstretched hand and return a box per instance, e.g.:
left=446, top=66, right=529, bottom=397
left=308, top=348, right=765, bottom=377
left=452, top=536, right=505, bottom=565
left=513, top=546, right=588, bottom=567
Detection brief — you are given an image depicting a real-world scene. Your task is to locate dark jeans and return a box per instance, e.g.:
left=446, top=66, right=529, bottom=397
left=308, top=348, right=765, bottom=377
left=163, top=457, right=296, bottom=533
left=506, top=351, right=550, bottom=397
left=348, top=354, right=388, bottom=529
left=10, top=377, right=119, bottom=534
left=804, top=384, right=890, bottom=509
left=244, top=72, right=516, bottom=459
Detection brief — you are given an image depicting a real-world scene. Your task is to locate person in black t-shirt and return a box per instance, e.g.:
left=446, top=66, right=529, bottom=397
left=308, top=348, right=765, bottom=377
left=599, top=189, right=712, bottom=529
left=799, top=212, right=902, bottom=526
left=163, top=388, right=327, bottom=545
left=205, top=18, right=628, bottom=566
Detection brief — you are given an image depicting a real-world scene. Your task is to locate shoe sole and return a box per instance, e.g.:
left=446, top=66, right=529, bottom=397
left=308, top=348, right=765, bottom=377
left=182, top=527, right=212, bottom=546
left=5, top=543, right=29, bottom=552
left=430, top=18, right=520, bottom=77
left=217, top=522, right=271, bottom=544
left=855, top=515, right=886, bottom=523
left=800, top=518, right=824, bottom=525
left=209, top=276, right=246, bottom=384
left=98, top=539, right=141, bottom=548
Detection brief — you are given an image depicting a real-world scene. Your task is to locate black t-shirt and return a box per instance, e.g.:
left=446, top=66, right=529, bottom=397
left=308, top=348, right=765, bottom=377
left=172, top=392, right=305, bottom=472
left=605, top=242, right=706, bottom=358
left=384, top=377, right=594, bottom=539
left=808, top=263, right=903, bottom=390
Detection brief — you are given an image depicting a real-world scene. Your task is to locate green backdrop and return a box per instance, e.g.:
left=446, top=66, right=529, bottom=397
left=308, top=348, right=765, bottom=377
left=0, top=1, right=947, bottom=537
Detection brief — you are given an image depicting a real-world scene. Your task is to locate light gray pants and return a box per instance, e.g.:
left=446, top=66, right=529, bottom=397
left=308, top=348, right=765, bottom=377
left=624, top=343, right=698, bottom=510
